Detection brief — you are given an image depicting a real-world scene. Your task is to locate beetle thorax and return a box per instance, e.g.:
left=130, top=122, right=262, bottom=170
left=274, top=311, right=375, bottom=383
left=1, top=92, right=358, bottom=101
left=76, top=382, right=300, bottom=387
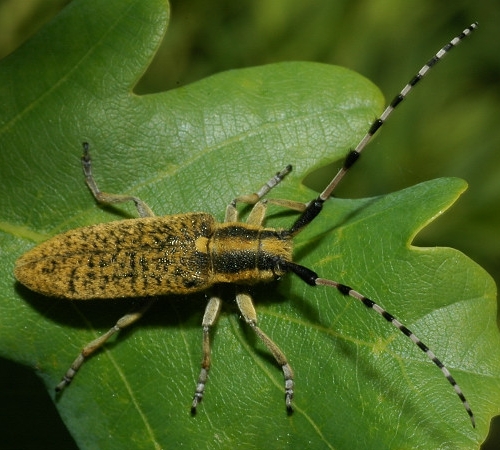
left=207, top=223, right=293, bottom=285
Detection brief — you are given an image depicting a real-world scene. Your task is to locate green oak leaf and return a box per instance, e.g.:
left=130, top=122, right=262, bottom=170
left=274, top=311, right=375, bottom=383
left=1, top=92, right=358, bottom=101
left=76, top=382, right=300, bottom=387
left=0, top=0, right=498, bottom=449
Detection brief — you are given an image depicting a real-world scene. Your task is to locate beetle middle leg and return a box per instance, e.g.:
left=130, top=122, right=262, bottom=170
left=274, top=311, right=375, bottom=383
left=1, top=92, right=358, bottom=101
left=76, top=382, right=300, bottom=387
left=227, top=165, right=307, bottom=222
left=191, top=294, right=222, bottom=413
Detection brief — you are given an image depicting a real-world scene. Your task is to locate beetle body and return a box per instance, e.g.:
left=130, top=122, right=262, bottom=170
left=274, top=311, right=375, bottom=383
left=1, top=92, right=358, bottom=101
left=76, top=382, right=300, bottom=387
left=14, top=212, right=292, bottom=299
left=14, top=23, right=478, bottom=426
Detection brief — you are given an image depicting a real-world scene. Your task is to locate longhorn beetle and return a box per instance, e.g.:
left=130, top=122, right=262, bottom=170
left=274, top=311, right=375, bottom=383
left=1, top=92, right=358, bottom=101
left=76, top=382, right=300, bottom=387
left=15, top=23, right=477, bottom=427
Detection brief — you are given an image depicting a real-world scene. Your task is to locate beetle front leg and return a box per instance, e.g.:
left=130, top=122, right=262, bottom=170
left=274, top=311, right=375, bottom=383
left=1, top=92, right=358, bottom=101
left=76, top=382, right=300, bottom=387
left=236, top=292, right=294, bottom=413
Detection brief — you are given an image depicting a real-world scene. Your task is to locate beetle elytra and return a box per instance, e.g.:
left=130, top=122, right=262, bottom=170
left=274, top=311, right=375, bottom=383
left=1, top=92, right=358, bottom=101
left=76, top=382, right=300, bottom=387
left=14, top=23, right=478, bottom=427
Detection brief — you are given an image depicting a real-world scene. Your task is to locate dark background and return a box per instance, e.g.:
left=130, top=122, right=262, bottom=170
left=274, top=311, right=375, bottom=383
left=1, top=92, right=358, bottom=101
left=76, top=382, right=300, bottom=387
left=1, top=0, right=498, bottom=448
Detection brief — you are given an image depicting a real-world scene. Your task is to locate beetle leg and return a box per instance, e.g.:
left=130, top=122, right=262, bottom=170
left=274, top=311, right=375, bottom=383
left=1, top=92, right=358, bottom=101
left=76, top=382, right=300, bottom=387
left=231, top=165, right=292, bottom=207
left=55, top=298, right=155, bottom=392
left=191, top=294, right=223, bottom=414
left=236, top=292, right=294, bottom=413
left=225, top=202, right=239, bottom=222
left=81, top=143, right=155, bottom=218
left=246, top=200, right=267, bottom=225
left=228, top=165, right=309, bottom=225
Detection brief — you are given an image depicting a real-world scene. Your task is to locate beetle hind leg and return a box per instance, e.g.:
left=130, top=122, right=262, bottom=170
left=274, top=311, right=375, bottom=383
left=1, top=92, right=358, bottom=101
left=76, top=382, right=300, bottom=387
left=81, top=142, right=155, bottom=218
left=56, top=299, right=155, bottom=392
